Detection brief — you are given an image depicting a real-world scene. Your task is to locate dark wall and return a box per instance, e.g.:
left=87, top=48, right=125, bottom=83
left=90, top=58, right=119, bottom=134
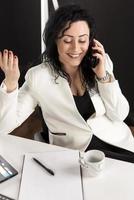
left=83, top=0, right=134, bottom=112
left=0, top=0, right=41, bottom=85
left=55, top=0, right=134, bottom=112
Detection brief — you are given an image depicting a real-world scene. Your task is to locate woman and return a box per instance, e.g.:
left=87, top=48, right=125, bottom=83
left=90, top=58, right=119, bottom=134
left=0, top=5, right=134, bottom=158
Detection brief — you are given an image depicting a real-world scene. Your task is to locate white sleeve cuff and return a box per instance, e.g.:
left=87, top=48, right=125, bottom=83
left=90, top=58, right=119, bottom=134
left=1, top=81, right=7, bottom=92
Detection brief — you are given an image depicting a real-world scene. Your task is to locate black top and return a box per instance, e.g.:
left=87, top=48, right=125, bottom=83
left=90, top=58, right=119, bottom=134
left=73, top=90, right=95, bottom=121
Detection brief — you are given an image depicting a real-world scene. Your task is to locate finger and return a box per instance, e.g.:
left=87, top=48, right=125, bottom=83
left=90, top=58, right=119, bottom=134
left=93, top=39, right=104, bottom=49
left=0, top=51, right=3, bottom=69
left=92, top=46, right=105, bottom=55
left=92, top=52, right=103, bottom=61
left=3, top=49, right=8, bottom=68
left=13, top=55, right=19, bottom=69
left=8, top=51, right=14, bottom=69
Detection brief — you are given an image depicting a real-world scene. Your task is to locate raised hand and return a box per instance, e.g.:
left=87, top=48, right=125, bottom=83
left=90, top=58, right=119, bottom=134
left=0, top=49, right=20, bottom=92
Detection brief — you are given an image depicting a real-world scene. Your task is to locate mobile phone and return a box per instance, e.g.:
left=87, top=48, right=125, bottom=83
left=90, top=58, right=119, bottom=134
left=85, top=38, right=99, bottom=68
left=0, top=155, right=18, bottom=183
left=0, top=193, right=15, bottom=200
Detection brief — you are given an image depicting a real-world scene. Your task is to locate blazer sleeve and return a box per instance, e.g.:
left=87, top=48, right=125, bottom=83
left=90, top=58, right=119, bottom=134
left=0, top=69, right=38, bottom=135
left=97, top=54, right=129, bottom=121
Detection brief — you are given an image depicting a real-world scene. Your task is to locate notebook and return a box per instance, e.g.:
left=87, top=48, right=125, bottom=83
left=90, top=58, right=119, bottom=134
left=18, top=150, right=83, bottom=200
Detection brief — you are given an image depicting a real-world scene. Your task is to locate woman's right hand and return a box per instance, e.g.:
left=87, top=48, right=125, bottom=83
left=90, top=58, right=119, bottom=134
left=0, top=49, right=20, bottom=92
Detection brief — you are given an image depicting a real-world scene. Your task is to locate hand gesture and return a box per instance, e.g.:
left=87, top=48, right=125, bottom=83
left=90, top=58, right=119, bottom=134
left=91, top=39, right=106, bottom=79
left=0, top=49, right=20, bottom=92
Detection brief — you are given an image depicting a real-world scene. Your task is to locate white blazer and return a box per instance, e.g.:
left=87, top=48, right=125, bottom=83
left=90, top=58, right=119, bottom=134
left=0, top=54, right=134, bottom=151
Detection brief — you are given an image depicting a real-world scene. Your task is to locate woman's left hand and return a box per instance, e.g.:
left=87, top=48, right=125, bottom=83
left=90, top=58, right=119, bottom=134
left=91, top=39, right=106, bottom=78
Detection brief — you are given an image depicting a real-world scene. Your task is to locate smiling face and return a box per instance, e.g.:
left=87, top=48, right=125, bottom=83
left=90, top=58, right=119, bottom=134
left=56, top=21, right=90, bottom=70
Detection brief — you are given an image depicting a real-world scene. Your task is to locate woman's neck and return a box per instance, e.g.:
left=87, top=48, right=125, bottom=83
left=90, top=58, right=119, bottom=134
left=63, top=65, right=86, bottom=96
left=63, top=65, right=80, bottom=78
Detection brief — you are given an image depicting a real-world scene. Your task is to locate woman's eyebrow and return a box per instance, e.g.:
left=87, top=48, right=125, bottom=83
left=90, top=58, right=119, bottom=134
left=63, top=34, right=89, bottom=38
left=79, top=34, right=89, bottom=37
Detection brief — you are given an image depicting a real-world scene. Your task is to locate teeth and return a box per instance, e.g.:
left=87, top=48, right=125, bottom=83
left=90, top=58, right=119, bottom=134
left=68, top=54, right=80, bottom=58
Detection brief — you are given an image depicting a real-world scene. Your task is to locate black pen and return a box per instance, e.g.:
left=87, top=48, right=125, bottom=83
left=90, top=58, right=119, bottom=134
left=32, top=157, right=55, bottom=176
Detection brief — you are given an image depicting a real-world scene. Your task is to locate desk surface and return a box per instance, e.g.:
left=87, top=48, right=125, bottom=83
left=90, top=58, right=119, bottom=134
left=0, top=135, right=134, bottom=200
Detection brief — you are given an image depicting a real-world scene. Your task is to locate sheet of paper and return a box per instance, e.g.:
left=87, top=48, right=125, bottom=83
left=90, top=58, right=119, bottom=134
left=18, top=150, right=83, bottom=200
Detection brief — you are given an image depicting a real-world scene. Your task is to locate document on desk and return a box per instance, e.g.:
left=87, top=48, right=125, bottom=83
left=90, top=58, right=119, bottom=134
left=18, top=150, right=83, bottom=200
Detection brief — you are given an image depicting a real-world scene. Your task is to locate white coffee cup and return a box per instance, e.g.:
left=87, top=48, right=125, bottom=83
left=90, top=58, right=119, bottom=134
left=79, top=150, right=105, bottom=177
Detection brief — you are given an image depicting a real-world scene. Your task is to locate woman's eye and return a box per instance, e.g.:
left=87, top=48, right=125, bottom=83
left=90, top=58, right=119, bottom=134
left=63, top=40, right=72, bottom=43
left=79, top=40, right=86, bottom=43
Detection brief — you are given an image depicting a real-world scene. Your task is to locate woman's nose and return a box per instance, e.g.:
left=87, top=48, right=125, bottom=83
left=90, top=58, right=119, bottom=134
left=71, top=40, right=80, bottom=51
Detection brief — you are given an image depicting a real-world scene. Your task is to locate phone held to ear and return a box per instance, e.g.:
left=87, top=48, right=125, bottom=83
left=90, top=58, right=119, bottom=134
left=85, top=39, right=99, bottom=68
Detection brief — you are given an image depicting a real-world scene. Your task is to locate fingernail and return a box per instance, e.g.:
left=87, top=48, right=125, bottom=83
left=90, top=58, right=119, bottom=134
left=4, top=49, right=7, bottom=53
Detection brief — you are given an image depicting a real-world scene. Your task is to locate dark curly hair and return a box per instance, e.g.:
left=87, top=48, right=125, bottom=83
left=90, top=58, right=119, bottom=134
left=43, top=4, right=96, bottom=88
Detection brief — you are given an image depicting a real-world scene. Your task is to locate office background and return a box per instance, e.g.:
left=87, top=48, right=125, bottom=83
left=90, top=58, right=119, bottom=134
left=0, top=0, right=134, bottom=114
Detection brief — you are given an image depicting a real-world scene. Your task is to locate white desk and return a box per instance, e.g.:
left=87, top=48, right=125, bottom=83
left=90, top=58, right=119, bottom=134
left=0, top=135, right=134, bottom=200
left=0, top=135, right=64, bottom=199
